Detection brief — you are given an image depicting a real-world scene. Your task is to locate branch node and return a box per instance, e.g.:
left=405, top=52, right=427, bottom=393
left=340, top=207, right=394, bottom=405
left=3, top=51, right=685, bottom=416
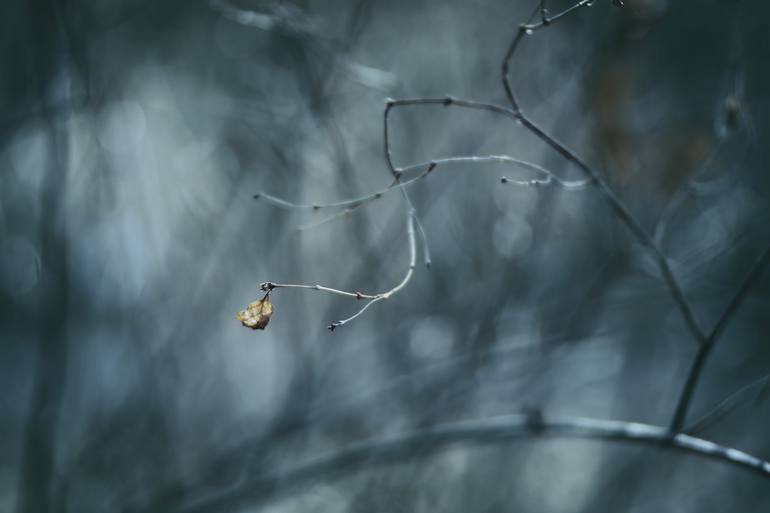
left=523, top=406, right=545, bottom=433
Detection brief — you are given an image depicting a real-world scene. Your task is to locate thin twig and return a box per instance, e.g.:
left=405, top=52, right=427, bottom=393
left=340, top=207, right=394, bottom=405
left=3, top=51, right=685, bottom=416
left=500, top=0, right=708, bottom=348
left=255, top=153, right=580, bottom=212
left=669, top=242, right=770, bottom=432
left=253, top=0, right=734, bottom=345
left=414, top=212, right=432, bottom=268
left=296, top=205, right=363, bottom=231
left=171, top=414, right=770, bottom=513
left=260, top=281, right=378, bottom=301
left=261, top=207, right=418, bottom=331
left=686, top=372, right=770, bottom=435
left=500, top=0, right=770, bottom=436
left=254, top=174, right=411, bottom=210
left=327, top=208, right=418, bottom=330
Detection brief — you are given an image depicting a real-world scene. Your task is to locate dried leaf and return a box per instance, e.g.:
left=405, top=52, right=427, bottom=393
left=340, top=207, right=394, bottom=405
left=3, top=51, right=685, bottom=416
left=236, top=294, right=273, bottom=330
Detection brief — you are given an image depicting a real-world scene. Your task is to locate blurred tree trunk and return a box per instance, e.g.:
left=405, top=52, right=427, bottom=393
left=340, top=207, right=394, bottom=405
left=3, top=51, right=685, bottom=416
left=14, top=1, right=73, bottom=511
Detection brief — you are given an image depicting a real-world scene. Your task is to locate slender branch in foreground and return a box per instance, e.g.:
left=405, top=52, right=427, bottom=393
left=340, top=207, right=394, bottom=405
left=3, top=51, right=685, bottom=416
left=254, top=152, right=575, bottom=212
left=500, top=0, right=708, bottom=348
left=171, top=414, right=770, bottom=513
left=669, top=242, right=770, bottom=432
left=327, top=208, right=417, bottom=331
left=296, top=205, right=364, bottom=231
left=501, top=173, right=591, bottom=189
left=686, top=372, right=770, bottom=435
left=261, top=207, right=418, bottom=331
left=251, top=0, right=716, bottom=339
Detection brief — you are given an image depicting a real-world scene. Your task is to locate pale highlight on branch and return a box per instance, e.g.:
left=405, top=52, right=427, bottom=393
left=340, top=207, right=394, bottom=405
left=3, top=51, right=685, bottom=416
left=172, top=414, right=770, bottom=513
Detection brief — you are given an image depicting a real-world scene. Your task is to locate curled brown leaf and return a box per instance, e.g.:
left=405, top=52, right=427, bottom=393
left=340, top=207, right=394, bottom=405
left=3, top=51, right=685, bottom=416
left=236, top=294, right=273, bottom=330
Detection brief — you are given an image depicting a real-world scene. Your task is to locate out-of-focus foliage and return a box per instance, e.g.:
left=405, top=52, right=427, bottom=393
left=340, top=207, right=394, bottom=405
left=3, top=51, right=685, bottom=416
left=2, top=0, right=770, bottom=512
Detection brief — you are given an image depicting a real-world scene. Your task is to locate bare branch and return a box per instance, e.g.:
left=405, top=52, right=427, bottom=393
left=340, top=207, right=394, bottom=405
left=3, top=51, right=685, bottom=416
left=260, top=207, right=418, bottom=331
left=500, top=173, right=591, bottom=189
left=296, top=206, right=363, bottom=231
left=686, top=372, right=770, bottom=435
left=260, top=281, right=378, bottom=301
left=171, top=414, right=770, bottom=513
left=251, top=0, right=741, bottom=349
left=328, top=208, right=418, bottom=331
left=669, top=242, right=770, bottom=432
left=500, top=0, right=707, bottom=348
left=255, top=153, right=573, bottom=213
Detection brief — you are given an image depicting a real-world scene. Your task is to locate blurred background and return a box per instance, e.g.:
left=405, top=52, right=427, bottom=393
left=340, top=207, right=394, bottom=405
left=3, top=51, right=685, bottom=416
left=2, top=0, right=770, bottom=511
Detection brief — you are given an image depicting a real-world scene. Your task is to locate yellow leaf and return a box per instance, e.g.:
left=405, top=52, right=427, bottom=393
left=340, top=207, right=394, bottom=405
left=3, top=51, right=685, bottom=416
left=236, top=294, right=273, bottom=330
